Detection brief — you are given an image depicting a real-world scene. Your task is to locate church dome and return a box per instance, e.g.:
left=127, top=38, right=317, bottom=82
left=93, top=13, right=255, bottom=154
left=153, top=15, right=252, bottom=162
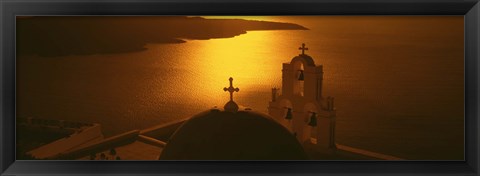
left=159, top=109, right=308, bottom=160
left=290, top=54, right=315, bottom=66
left=290, top=43, right=316, bottom=66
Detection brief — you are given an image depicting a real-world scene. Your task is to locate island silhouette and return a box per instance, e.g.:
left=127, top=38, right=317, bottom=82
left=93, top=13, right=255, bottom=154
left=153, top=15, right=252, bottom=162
left=17, top=16, right=308, bottom=57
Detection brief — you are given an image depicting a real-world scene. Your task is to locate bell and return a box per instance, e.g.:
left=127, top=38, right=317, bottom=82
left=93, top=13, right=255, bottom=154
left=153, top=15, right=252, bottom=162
left=308, top=112, right=317, bottom=127
left=297, top=70, right=304, bottom=81
left=285, top=108, right=293, bottom=120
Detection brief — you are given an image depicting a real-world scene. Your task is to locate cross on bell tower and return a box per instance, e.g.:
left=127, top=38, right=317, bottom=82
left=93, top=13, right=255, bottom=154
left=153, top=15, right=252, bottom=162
left=299, top=43, right=308, bottom=55
left=223, top=77, right=240, bottom=112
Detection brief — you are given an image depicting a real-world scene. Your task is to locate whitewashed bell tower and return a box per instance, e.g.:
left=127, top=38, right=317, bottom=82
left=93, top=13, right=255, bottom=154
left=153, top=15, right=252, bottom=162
left=268, top=43, right=336, bottom=149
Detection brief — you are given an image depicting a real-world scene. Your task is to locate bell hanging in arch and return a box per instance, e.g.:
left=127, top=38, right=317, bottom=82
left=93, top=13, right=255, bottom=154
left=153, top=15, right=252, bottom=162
left=297, top=70, right=304, bottom=81
left=308, top=112, right=317, bottom=127
left=285, top=108, right=293, bottom=120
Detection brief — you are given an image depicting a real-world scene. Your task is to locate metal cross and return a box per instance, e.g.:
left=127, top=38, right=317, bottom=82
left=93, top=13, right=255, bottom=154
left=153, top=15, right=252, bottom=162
left=223, top=77, right=240, bottom=101
left=298, top=43, right=308, bottom=55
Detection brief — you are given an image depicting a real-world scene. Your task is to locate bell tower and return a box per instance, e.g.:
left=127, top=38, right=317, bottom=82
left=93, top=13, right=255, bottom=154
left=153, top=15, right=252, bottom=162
left=268, top=43, right=336, bottom=150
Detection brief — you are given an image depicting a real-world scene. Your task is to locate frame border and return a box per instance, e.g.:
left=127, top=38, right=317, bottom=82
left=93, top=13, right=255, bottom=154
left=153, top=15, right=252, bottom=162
left=1, top=0, right=479, bottom=175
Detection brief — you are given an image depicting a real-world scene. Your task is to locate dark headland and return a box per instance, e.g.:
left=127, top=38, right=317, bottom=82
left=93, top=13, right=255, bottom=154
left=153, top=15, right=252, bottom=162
left=17, top=16, right=308, bottom=57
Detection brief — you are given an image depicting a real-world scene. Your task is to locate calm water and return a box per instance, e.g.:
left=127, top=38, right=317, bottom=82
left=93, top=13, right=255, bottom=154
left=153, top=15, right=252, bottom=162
left=17, top=16, right=464, bottom=160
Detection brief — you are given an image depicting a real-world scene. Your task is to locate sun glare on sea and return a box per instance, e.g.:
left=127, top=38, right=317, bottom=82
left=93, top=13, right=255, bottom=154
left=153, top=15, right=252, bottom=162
left=180, top=30, right=286, bottom=107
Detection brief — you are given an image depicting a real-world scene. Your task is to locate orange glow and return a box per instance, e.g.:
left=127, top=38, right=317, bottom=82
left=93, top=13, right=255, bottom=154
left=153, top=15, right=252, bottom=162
left=184, top=31, right=285, bottom=107
left=16, top=16, right=465, bottom=160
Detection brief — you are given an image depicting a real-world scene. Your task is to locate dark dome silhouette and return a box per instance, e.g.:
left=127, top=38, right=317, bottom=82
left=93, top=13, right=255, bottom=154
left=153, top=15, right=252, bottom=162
left=159, top=109, right=308, bottom=160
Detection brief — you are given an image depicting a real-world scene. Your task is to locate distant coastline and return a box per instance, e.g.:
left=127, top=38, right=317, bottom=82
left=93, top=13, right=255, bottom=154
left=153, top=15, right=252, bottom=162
left=17, top=16, right=308, bottom=57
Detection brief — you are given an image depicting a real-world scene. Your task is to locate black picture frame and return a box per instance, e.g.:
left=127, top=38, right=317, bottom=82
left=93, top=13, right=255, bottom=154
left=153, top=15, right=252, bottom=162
left=1, top=0, right=479, bottom=175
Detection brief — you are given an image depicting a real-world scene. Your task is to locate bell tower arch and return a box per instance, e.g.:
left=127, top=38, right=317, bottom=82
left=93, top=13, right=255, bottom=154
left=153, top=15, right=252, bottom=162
left=292, top=61, right=305, bottom=96
left=268, top=43, right=336, bottom=150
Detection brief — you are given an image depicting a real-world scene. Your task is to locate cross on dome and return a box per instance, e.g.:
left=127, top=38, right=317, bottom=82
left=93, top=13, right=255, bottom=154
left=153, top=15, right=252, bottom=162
left=223, top=77, right=240, bottom=102
left=223, top=77, right=240, bottom=112
left=298, top=43, right=308, bottom=55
